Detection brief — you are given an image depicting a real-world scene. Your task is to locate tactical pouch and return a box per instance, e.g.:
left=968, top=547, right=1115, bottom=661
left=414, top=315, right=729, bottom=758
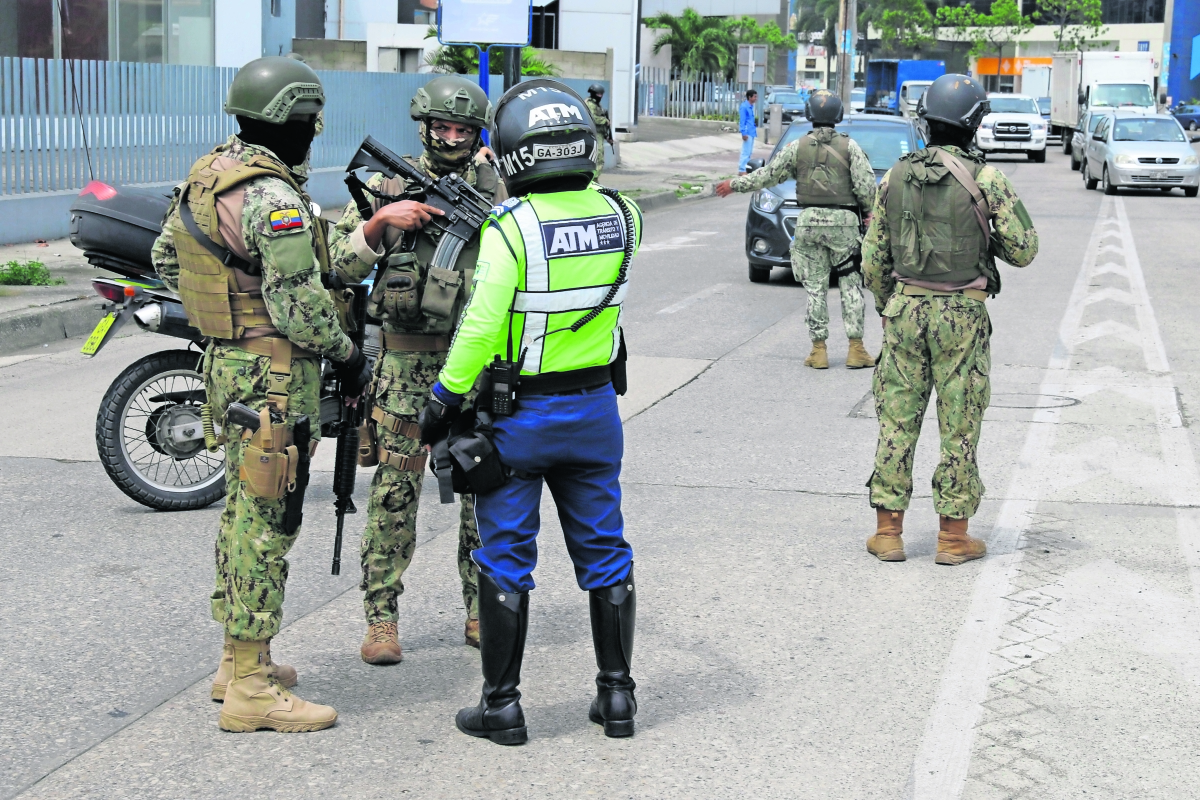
left=239, top=409, right=295, bottom=499
left=421, top=267, right=463, bottom=321
left=357, top=418, right=379, bottom=468
left=447, top=411, right=509, bottom=495
left=368, top=252, right=422, bottom=323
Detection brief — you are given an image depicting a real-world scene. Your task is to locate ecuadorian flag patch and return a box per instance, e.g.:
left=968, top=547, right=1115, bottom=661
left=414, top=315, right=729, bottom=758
left=269, top=208, right=304, bottom=232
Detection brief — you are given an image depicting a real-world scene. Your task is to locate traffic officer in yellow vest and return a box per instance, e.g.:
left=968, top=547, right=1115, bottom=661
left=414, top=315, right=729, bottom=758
left=152, top=56, right=439, bottom=733
left=418, top=80, right=642, bottom=745
left=862, top=74, right=1038, bottom=564
left=327, top=75, right=505, bottom=663
left=716, top=90, right=877, bottom=370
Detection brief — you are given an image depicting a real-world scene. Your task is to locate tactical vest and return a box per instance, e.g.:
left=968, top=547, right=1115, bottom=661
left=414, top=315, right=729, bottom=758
left=367, top=159, right=501, bottom=338
left=171, top=150, right=332, bottom=340
left=498, top=190, right=637, bottom=376
left=793, top=131, right=857, bottom=208
left=885, top=147, right=996, bottom=287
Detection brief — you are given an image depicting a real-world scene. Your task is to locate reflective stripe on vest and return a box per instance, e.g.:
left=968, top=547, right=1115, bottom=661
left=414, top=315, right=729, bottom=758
left=508, top=194, right=631, bottom=373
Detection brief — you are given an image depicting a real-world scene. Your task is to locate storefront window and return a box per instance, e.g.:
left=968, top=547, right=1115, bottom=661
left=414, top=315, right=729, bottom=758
left=0, top=1, right=211, bottom=64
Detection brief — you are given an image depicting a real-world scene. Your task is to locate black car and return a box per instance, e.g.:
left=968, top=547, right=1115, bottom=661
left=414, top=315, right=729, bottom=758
left=766, top=91, right=808, bottom=123
left=744, top=115, right=922, bottom=282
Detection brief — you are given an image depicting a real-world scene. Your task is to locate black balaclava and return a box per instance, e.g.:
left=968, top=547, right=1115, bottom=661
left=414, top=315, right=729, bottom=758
left=926, top=119, right=974, bottom=151
left=236, top=115, right=318, bottom=168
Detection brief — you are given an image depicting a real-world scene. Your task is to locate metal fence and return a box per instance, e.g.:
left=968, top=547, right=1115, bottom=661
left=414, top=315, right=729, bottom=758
left=0, top=58, right=512, bottom=197
left=637, top=67, right=748, bottom=121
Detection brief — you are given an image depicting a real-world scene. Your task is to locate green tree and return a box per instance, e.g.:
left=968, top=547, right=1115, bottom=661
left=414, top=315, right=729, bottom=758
left=646, top=9, right=795, bottom=80
left=869, top=0, right=936, bottom=52
left=968, top=0, right=1034, bottom=65
left=1034, top=0, right=1107, bottom=51
left=935, top=3, right=984, bottom=66
left=422, top=29, right=561, bottom=76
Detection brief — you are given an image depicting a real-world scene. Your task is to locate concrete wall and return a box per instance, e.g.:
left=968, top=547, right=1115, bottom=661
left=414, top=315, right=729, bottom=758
left=364, top=23, right=439, bottom=72
left=640, top=27, right=673, bottom=72
left=559, top=0, right=638, bottom=131
left=214, top=0, right=262, bottom=67
left=292, top=38, right=369, bottom=71
left=529, top=48, right=611, bottom=80
left=326, top=0, right=398, bottom=41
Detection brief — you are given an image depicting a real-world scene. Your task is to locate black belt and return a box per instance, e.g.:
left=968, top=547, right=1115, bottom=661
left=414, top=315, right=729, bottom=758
left=518, top=365, right=612, bottom=396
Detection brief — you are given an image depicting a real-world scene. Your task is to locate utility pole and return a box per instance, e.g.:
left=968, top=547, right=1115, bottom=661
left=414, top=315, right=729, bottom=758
left=836, top=0, right=857, bottom=104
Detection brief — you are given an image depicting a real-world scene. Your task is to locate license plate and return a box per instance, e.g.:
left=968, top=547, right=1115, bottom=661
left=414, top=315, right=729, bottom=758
left=1152, top=171, right=1166, bottom=180
left=81, top=312, right=117, bottom=356
left=533, top=140, right=585, bottom=160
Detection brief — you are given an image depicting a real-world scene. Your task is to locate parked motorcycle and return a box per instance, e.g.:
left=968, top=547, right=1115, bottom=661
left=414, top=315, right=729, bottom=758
left=69, top=180, right=374, bottom=511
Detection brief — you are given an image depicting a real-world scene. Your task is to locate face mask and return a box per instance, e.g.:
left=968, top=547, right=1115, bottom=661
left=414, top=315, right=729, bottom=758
left=420, top=120, right=479, bottom=167
left=237, top=115, right=317, bottom=168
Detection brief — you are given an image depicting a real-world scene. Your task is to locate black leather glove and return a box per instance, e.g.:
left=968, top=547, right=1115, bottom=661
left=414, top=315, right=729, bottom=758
left=418, top=396, right=459, bottom=446
left=335, top=345, right=371, bottom=401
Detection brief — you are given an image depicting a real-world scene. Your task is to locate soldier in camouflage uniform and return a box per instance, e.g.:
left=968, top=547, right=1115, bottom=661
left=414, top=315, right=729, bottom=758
left=716, top=90, right=877, bottom=370
left=585, top=84, right=613, bottom=177
left=861, top=74, right=1038, bottom=566
left=328, top=76, right=505, bottom=664
left=153, top=57, right=438, bottom=733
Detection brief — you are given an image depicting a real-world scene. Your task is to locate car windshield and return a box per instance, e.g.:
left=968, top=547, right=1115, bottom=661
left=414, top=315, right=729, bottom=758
left=1112, top=118, right=1186, bottom=142
left=851, top=89, right=865, bottom=103
left=769, top=93, right=803, bottom=104
left=905, top=85, right=928, bottom=101
left=989, top=97, right=1040, bottom=114
left=1091, top=84, right=1154, bottom=108
left=1037, top=98, right=1050, bottom=113
left=1088, top=113, right=1108, bottom=132
left=780, top=123, right=913, bottom=170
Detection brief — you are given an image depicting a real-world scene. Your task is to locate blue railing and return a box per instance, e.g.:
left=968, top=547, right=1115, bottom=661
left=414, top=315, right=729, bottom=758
left=0, top=58, right=509, bottom=196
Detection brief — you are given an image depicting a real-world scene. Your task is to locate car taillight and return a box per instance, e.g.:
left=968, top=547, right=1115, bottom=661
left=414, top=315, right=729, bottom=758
left=80, top=180, right=117, bottom=201
left=92, top=281, right=132, bottom=303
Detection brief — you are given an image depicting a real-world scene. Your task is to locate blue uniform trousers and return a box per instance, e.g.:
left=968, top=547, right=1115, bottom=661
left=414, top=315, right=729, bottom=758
left=472, top=384, right=633, bottom=594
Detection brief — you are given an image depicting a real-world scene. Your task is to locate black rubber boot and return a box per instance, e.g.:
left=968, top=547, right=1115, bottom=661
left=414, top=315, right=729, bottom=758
left=588, top=565, right=637, bottom=738
left=455, top=572, right=529, bottom=745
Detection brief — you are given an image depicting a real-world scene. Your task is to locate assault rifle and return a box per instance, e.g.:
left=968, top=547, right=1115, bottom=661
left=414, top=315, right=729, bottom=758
left=331, top=283, right=370, bottom=575
left=344, top=135, right=494, bottom=269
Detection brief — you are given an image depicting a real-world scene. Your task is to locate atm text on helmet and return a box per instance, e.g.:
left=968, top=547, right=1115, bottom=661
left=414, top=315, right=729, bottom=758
left=528, top=103, right=585, bottom=126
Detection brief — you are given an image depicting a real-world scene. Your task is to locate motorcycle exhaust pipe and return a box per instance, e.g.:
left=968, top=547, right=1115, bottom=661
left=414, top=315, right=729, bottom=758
left=133, top=301, right=198, bottom=340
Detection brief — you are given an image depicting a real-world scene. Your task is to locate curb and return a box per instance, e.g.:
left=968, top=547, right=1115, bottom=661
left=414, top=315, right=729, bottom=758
left=637, top=185, right=717, bottom=214
left=0, top=297, right=105, bottom=356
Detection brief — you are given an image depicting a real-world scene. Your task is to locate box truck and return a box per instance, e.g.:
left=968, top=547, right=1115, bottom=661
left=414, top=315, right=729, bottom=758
left=865, top=59, right=947, bottom=116
left=1050, top=51, right=1160, bottom=140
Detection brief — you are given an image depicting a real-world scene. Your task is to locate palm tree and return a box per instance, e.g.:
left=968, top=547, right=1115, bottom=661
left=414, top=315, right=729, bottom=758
left=645, top=9, right=736, bottom=77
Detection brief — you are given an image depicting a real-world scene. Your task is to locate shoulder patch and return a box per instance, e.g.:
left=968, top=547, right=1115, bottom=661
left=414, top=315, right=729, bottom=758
left=269, top=208, right=305, bottom=232
left=1013, top=198, right=1034, bottom=230
left=490, top=196, right=522, bottom=218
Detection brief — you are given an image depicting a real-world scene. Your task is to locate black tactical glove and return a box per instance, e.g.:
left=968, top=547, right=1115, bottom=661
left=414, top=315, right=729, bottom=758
left=335, top=345, right=371, bottom=402
left=418, top=396, right=459, bottom=446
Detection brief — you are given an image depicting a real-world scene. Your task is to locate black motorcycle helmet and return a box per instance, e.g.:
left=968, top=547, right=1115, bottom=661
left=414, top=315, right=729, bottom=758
left=490, top=79, right=599, bottom=195
left=917, top=74, right=989, bottom=132
left=588, top=83, right=605, bottom=98
left=805, top=90, right=843, bottom=125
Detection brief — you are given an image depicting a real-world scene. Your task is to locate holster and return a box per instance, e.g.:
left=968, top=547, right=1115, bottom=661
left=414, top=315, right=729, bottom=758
left=283, top=416, right=313, bottom=534
left=430, top=406, right=510, bottom=503
left=239, top=407, right=296, bottom=500
left=610, top=331, right=628, bottom=397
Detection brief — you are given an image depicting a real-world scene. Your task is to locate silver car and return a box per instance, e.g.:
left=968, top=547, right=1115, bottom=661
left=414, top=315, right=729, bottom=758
left=1067, top=109, right=1112, bottom=171
left=1082, top=112, right=1200, bottom=197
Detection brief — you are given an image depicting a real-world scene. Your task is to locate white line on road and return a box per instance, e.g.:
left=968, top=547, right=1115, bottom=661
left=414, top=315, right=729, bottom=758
left=657, top=283, right=731, bottom=314
left=911, top=196, right=1200, bottom=798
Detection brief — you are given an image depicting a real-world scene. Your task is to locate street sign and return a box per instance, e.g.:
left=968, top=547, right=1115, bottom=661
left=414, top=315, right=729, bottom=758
left=438, top=0, right=532, bottom=47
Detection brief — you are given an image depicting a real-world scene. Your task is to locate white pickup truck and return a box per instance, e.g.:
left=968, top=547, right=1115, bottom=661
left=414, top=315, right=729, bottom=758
left=975, top=94, right=1048, bottom=162
left=1052, top=51, right=1162, bottom=149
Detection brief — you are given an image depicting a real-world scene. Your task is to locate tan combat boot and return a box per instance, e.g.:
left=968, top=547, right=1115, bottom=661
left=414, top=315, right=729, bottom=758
left=935, top=516, right=987, bottom=565
left=804, top=340, right=829, bottom=369
left=846, top=338, right=876, bottom=369
left=361, top=621, right=403, bottom=665
left=211, top=634, right=298, bottom=701
left=464, top=618, right=480, bottom=649
left=867, top=508, right=906, bottom=562
left=218, top=638, right=337, bottom=733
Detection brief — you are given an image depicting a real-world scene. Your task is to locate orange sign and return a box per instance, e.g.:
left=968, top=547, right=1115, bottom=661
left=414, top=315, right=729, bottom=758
left=975, top=56, right=1052, bottom=76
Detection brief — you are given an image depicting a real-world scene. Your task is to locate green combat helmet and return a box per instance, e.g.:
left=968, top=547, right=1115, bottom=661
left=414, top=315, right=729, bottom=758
left=410, top=75, right=491, bottom=129
left=225, top=56, right=325, bottom=124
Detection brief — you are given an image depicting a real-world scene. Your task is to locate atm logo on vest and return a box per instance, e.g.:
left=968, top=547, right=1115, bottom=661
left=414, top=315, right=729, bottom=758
left=541, top=214, right=624, bottom=258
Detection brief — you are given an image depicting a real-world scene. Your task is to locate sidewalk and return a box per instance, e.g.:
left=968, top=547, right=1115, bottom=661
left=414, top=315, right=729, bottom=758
left=0, top=240, right=113, bottom=356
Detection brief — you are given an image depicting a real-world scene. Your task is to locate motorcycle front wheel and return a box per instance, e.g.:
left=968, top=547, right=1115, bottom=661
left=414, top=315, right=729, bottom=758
left=96, top=349, right=226, bottom=511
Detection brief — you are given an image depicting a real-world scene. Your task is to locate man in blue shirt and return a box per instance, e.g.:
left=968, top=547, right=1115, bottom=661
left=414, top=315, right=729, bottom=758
left=738, top=89, right=758, bottom=175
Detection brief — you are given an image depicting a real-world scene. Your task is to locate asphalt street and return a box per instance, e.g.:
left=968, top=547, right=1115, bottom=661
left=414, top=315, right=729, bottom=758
left=2, top=144, right=1200, bottom=799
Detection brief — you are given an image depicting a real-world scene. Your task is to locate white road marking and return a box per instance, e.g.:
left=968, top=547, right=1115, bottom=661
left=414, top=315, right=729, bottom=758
left=911, top=196, right=1200, bottom=798
left=657, top=283, right=731, bottom=314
